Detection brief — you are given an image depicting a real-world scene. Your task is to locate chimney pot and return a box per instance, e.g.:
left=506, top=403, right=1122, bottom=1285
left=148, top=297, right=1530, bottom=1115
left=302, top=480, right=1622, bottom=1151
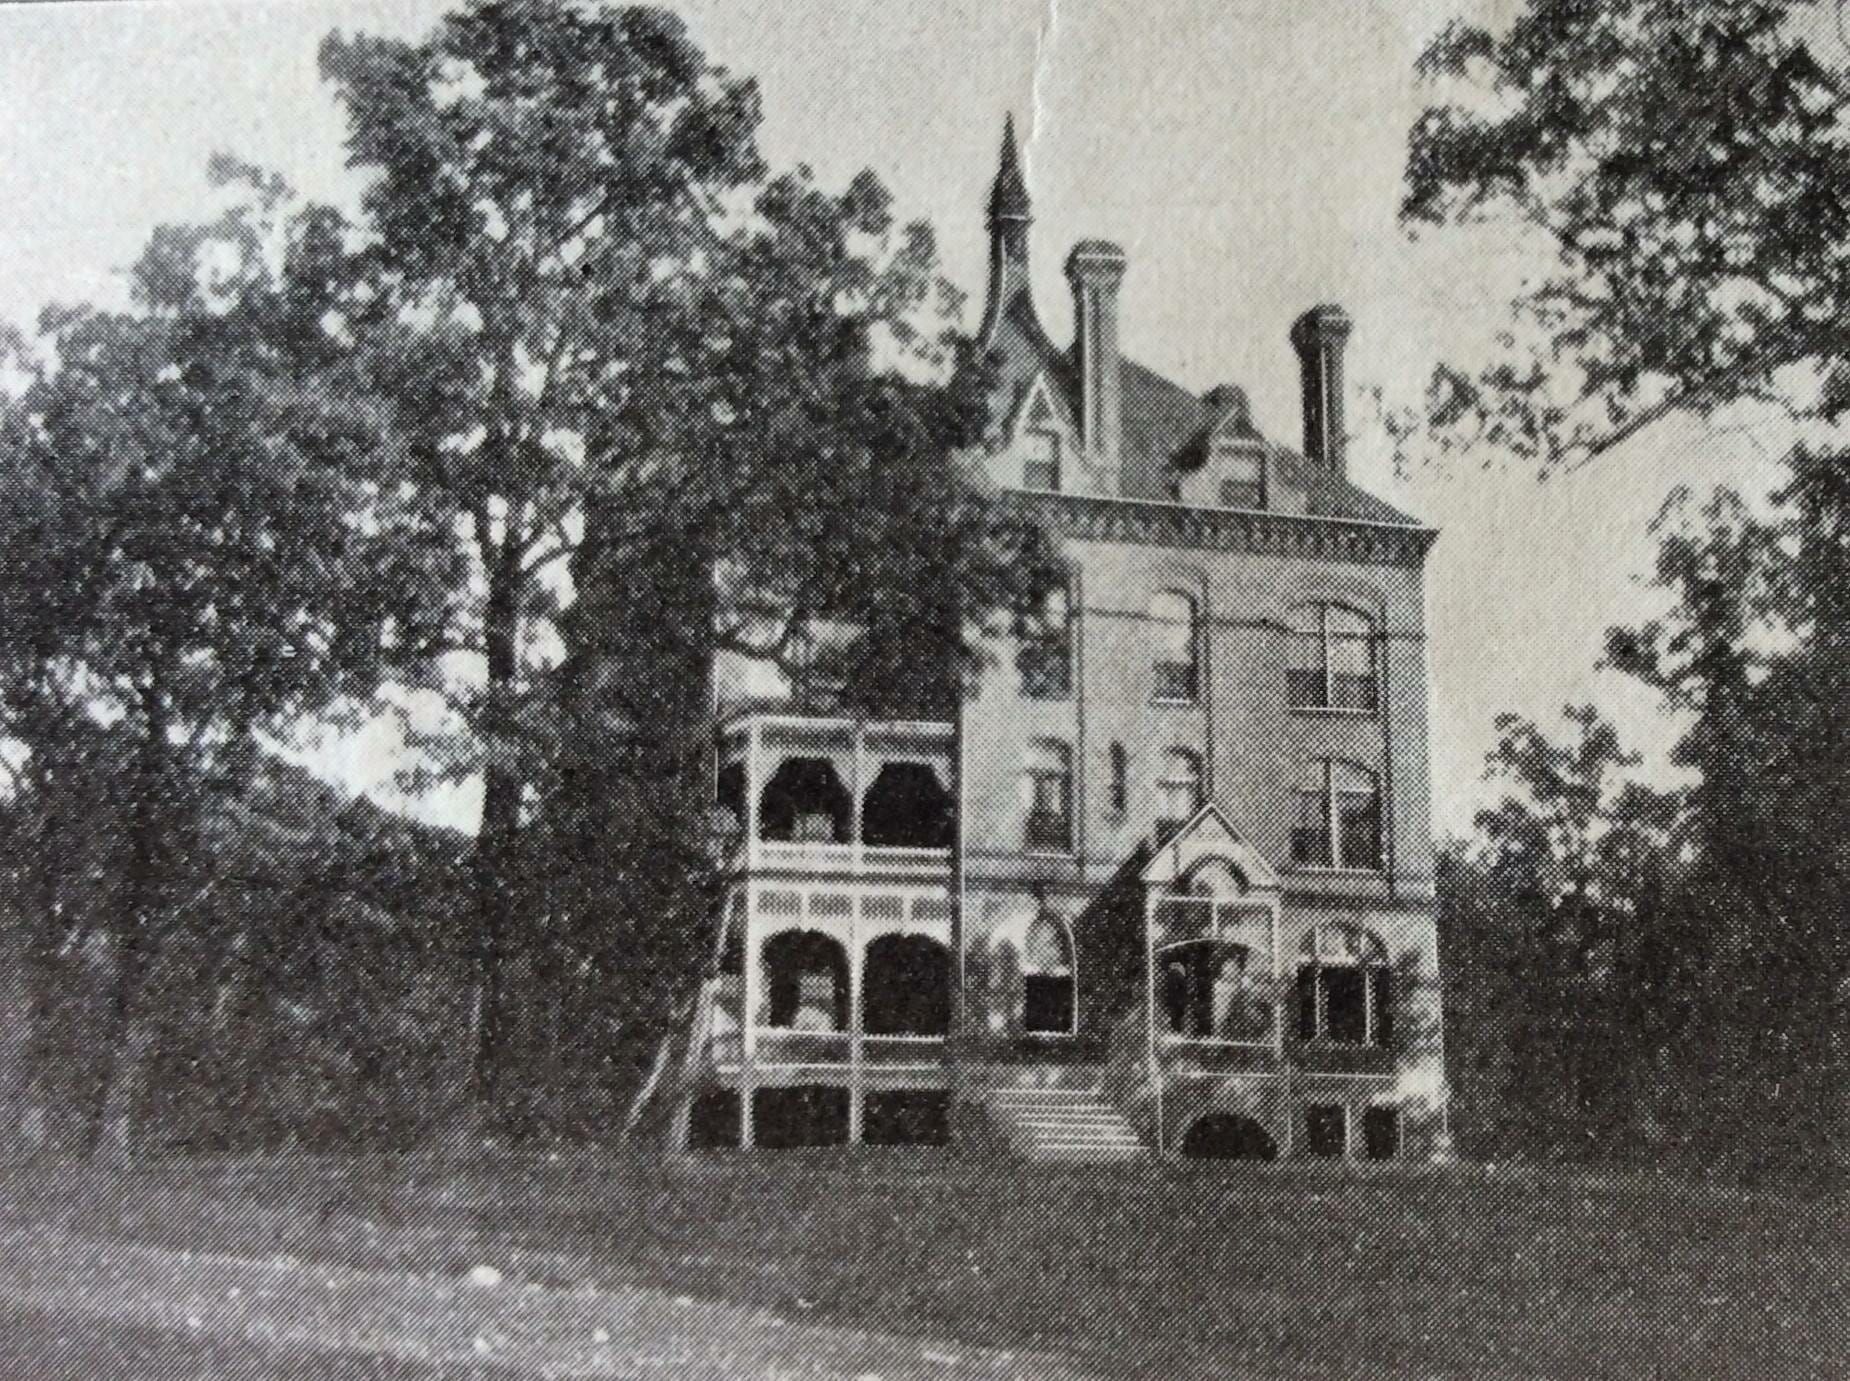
left=1066, top=241, right=1129, bottom=485
left=1290, top=305, right=1353, bottom=475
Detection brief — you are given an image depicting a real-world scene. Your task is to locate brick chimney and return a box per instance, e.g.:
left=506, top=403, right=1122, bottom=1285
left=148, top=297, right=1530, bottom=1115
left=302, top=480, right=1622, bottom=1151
left=1065, top=240, right=1128, bottom=481
left=1289, top=305, right=1353, bottom=475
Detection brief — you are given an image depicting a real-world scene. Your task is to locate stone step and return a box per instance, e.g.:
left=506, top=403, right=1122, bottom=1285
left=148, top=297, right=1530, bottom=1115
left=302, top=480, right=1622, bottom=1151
left=984, top=1085, right=1149, bottom=1163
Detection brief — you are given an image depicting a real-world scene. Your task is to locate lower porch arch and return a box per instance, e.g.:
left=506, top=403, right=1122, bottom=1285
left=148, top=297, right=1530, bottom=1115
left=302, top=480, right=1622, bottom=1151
left=1180, top=1112, right=1279, bottom=1161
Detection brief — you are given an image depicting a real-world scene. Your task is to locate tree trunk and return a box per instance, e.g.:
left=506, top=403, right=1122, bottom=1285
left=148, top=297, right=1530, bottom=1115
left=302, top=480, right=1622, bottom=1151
left=469, top=541, right=526, bottom=1130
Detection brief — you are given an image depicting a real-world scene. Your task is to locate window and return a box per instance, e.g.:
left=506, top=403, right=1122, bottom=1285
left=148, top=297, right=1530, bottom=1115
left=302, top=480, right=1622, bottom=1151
left=1150, top=590, right=1199, bottom=701
left=1216, top=444, right=1266, bottom=509
left=1018, top=585, right=1072, bottom=700
left=1288, top=604, right=1378, bottom=711
left=1363, top=1106, right=1401, bottom=1161
left=1154, top=749, right=1202, bottom=840
left=1296, top=924, right=1394, bottom=1048
left=1291, top=760, right=1383, bottom=870
left=1021, top=913, right=1076, bottom=1035
left=1022, top=430, right=1061, bottom=491
left=1107, top=742, right=1128, bottom=814
left=1021, top=740, right=1073, bottom=853
left=1305, top=1104, right=1348, bottom=1158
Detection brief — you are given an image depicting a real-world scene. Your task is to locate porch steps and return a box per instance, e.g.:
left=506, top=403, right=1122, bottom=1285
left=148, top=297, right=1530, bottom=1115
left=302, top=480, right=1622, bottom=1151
left=983, top=1086, right=1149, bottom=1162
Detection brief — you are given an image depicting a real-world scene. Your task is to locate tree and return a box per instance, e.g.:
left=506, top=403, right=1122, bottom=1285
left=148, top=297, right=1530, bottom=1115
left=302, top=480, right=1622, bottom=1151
left=0, top=172, right=378, bottom=1155
left=1403, top=0, right=1850, bottom=471
left=311, top=0, right=1059, bottom=1125
left=1443, top=708, right=1679, bottom=1160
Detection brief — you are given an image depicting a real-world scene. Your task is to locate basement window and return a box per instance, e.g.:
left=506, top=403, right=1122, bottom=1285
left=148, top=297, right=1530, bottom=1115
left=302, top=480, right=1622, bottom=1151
left=1305, top=1104, right=1347, bottom=1159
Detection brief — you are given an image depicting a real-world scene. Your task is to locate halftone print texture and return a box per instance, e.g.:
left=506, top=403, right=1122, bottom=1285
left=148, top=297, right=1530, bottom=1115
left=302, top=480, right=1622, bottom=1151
left=0, top=1, right=1843, bottom=1378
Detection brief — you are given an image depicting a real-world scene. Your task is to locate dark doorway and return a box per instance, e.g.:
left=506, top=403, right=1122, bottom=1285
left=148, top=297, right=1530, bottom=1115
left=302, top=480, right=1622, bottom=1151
left=759, top=758, right=851, bottom=843
left=1180, top=1113, right=1279, bottom=1161
left=861, top=762, right=955, bottom=848
left=863, top=1090, right=951, bottom=1146
left=754, top=1085, right=849, bottom=1148
left=863, top=935, right=951, bottom=1036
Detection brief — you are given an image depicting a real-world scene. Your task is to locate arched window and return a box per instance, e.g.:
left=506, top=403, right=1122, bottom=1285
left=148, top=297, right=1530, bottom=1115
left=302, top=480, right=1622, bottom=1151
left=1150, top=590, right=1199, bottom=702
left=1288, top=604, right=1377, bottom=711
left=1021, top=913, right=1076, bottom=1035
left=1018, top=583, right=1073, bottom=700
left=1296, top=924, right=1393, bottom=1047
left=761, top=930, right=850, bottom=1031
left=863, top=934, right=951, bottom=1036
left=1159, top=940, right=1265, bottom=1041
left=1291, top=760, right=1383, bottom=871
left=1155, top=749, right=1203, bottom=840
left=861, top=762, right=954, bottom=849
left=758, top=758, right=852, bottom=843
left=1021, top=739, right=1073, bottom=853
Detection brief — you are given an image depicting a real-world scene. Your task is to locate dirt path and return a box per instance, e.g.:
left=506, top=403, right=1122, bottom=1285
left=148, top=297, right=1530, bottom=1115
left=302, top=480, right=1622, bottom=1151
left=0, top=1226, right=1098, bottom=1379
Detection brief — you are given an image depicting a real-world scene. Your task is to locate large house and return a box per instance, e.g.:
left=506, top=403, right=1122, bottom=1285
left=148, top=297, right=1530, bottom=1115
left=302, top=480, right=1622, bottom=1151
left=676, top=120, right=1445, bottom=1162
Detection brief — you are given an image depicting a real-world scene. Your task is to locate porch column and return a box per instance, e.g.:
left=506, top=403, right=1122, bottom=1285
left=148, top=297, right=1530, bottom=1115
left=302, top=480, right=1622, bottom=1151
left=847, top=898, right=865, bottom=1143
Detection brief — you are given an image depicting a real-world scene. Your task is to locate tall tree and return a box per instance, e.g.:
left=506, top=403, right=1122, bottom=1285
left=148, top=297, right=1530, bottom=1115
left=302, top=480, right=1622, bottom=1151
left=1403, top=0, right=1850, bottom=470
left=0, top=172, right=377, bottom=1154
left=313, top=0, right=1058, bottom=1123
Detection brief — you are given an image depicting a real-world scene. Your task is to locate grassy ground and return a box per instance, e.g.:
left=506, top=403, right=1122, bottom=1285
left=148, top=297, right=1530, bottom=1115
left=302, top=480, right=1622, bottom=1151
left=0, top=1149, right=1843, bottom=1378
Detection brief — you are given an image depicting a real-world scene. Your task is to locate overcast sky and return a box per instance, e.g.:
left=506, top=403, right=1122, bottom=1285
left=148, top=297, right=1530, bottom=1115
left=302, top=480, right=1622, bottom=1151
left=0, top=0, right=1788, bottom=835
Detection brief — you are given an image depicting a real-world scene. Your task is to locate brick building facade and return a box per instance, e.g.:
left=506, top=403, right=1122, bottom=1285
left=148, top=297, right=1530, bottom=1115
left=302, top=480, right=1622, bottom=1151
left=678, top=120, right=1445, bottom=1162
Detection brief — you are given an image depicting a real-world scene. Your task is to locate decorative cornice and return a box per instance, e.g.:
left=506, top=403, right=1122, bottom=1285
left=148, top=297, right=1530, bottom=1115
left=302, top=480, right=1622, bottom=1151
left=1004, top=491, right=1437, bottom=568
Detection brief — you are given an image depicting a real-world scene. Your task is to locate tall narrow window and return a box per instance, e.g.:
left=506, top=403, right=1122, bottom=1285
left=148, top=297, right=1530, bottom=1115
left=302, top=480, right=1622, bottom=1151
left=1018, top=584, right=1072, bottom=700
left=1291, top=760, right=1383, bottom=871
left=1022, top=430, right=1061, bottom=491
left=1288, top=604, right=1378, bottom=711
left=1021, top=914, right=1076, bottom=1035
left=1154, top=749, right=1203, bottom=840
left=1021, top=740, right=1073, bottom=854
left=1107, top=742, right=1128, bottom=814
left=1150, top=590, right=1199, bottom=702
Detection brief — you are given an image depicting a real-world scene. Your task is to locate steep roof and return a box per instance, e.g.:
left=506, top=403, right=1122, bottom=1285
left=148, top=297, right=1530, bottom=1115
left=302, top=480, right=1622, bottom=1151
left=980, top=291, right=1420, bottom=525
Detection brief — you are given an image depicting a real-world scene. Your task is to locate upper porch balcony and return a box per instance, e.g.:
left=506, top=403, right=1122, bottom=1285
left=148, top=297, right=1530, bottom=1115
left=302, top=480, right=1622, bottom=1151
left=716, top=713, right=956, bottom=878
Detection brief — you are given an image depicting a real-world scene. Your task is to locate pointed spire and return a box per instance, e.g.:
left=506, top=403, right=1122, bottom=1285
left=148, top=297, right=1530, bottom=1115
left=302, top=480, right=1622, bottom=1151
left=989, top=113, right=1031, bottom=225
left=979, top=112, right=1036, bottom=346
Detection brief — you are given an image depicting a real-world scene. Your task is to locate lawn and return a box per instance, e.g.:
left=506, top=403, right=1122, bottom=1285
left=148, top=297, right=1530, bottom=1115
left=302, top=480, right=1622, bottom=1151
left=0, top=1149, right=1842, bottom=1378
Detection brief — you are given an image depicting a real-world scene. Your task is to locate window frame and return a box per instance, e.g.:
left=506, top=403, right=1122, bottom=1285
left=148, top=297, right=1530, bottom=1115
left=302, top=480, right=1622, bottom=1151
left=1021, top=738, right=1075, bottom=856
left=1295, top=924, right=1394, bottom=1049
left=1290, top=759, right=1384, bottom=873
left=1214, top=441, right=1267, bottom=510
left=1017, top=582, right=1074, bottom=701
left=1154, top=747, right=1203, bottom=841
left=1020, top=912, right=1078, bottom=1037
left=1150, top=589, right=1201, bottom=704
left=1021, top=428, right=1062, bottom=493
left=1287, top=603, right=1380, bottom=715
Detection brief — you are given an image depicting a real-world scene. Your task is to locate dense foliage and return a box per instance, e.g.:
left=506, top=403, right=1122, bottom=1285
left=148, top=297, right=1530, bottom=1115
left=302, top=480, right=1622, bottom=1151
left=0, top=0, right=1059, bottom=1150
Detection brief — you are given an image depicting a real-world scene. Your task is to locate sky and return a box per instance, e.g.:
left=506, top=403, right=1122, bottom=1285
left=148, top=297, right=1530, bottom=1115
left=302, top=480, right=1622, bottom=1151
left=0, top=0, right=1791, bottom=835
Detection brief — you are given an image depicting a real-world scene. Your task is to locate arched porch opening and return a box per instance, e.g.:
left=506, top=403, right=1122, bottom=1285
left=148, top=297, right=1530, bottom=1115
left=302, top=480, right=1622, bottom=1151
left=758, top=757, right=851, bottom=843
left=861, top=762, right=954, bottom=848
left=1180, top=1113, right=1278, bottom=1161
left=762, top=929, right=850, bottom=1031
left=863, top=934, right=951, bottom=1036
